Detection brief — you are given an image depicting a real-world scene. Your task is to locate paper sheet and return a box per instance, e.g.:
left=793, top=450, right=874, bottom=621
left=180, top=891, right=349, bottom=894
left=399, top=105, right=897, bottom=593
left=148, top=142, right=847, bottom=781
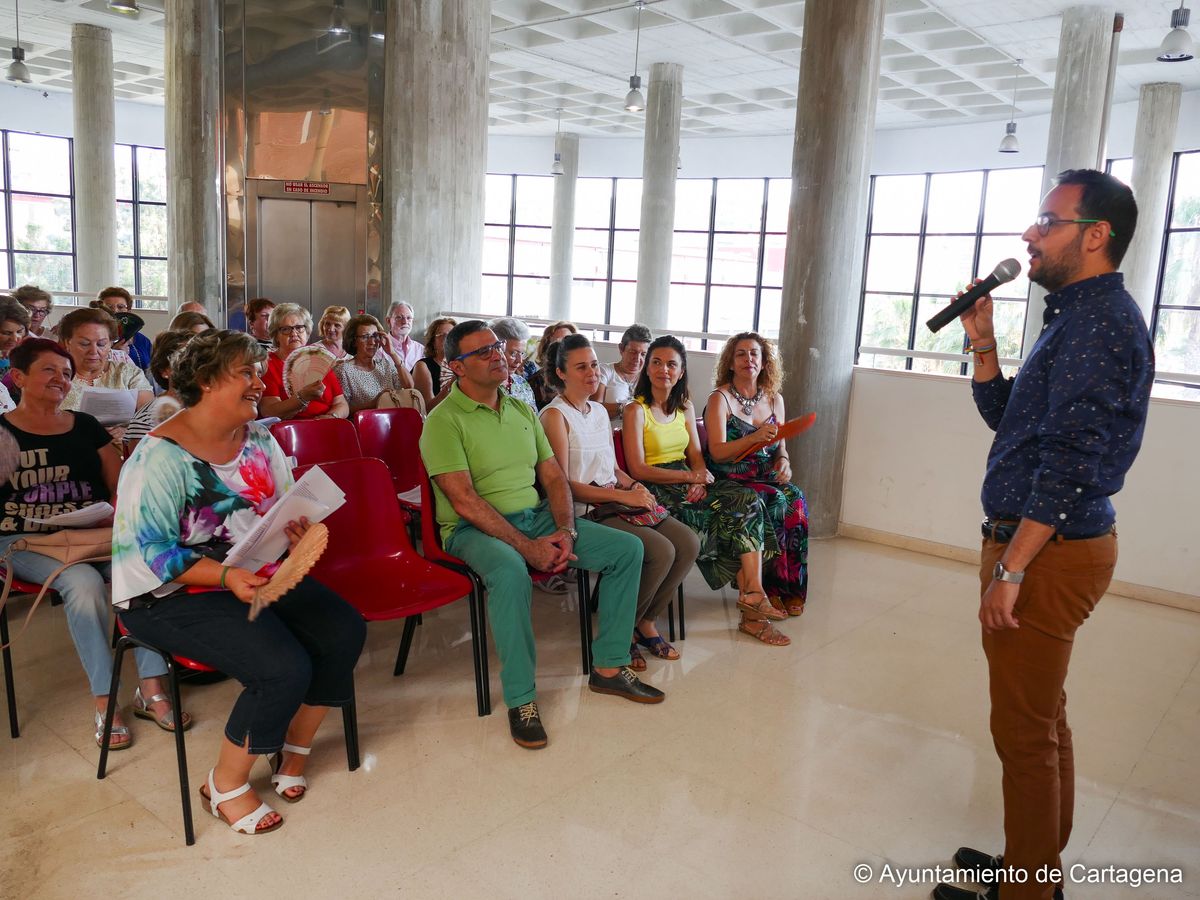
left=223, top=465, right=345, bottom=574
left=26, top=501, right=115, bottom=528
left=77, top=387, right=138, bottom=426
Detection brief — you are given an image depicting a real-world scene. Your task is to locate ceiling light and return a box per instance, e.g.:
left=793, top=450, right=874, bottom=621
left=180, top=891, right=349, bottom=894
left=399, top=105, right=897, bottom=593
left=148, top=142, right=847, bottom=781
left=550, top=107, right=565, bottom=175
left=7, top=0, right=30, bottom=84
left=623, top=1, right=646, bottom=113
left=108, top=0, right=139, bottom=13
left=1158, top=2, right=1194, bottom=62
left=998, top=59, right=1021, bottom=154
left=327, top=0, right=349, bottom=36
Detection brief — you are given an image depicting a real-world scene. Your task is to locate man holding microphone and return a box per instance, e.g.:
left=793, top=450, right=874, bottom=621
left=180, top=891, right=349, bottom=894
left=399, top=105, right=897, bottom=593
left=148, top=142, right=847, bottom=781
left=933, top=169, right=1154, bottom=900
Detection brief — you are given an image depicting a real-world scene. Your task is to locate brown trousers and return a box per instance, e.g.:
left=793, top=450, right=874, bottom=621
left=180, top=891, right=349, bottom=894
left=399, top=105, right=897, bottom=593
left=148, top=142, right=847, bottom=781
left=979, top=532, right=1117, bottom=900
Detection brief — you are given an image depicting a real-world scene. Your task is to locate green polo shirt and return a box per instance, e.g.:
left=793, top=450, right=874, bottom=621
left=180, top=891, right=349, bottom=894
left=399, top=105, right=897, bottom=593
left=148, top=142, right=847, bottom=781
left=419, top=382, right=554, bottom=542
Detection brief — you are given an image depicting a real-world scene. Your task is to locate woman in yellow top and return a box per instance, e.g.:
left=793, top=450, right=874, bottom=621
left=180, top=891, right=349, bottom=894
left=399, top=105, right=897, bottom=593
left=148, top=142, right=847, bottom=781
left=622, top=336, right=790, bottom=646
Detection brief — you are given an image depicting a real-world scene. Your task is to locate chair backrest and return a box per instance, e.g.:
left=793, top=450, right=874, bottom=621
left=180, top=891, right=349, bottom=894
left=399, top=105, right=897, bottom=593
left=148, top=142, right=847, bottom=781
left=271, top=418, right=362, bottom=468
left=612, top=427, right=627, bottom=471
left=352, top=408, right=424, bottom=492
left=295, top=457, right=412, bottom=564
left=696, top=419, right=709, bottom=453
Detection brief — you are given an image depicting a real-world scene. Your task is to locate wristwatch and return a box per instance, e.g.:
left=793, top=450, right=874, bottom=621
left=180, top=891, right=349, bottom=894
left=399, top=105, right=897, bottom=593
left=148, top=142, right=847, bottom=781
left=993, top=561, right=1025, bottom=584
left=559, top=525, right=578, bottom=541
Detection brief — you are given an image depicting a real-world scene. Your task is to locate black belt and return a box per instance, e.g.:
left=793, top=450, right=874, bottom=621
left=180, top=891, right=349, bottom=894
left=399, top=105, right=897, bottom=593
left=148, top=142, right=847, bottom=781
left=982, top=519, right=1113, bottom=544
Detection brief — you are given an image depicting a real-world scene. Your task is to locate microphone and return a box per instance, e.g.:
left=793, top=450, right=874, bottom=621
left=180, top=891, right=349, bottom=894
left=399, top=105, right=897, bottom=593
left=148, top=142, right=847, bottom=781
left=924, top=258, right=1022, bottom=334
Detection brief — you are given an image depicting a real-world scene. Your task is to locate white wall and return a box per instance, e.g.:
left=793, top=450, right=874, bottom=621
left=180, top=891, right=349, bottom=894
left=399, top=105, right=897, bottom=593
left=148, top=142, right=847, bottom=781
left=841, top=367, right=1200, bottom=605
left=0, top=84, right=164, bottom=146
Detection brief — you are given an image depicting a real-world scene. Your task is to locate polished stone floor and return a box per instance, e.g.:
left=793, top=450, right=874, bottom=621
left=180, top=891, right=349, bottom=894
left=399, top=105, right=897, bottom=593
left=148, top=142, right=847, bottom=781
left=2, top=538, right=1197, bottom=899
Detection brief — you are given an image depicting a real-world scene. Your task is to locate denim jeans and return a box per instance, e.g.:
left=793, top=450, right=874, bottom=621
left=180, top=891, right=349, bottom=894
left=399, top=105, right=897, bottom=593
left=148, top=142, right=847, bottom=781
left=119, top=576, right=365, bottom=754
left=0, top=534, right=166, bottom=695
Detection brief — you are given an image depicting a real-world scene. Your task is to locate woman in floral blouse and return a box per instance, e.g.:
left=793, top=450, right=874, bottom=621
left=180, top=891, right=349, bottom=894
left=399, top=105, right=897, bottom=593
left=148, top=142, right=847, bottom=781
left=112, top=330, right=364, bottom=836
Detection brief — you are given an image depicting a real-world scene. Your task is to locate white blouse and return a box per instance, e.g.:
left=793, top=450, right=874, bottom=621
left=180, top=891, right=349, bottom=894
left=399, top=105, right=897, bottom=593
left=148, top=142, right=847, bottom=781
left=541, top=396, right=618, bottom=515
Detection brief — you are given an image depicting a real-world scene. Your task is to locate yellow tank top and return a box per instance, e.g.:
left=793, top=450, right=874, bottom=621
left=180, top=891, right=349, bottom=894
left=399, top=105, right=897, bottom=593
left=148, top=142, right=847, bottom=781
left=638, top=399, right=689, bottom=465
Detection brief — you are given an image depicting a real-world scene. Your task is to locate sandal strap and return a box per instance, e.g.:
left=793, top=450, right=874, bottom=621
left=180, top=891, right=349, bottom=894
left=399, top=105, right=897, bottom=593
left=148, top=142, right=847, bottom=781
left=271, top=773, right=308, bottom=795
left=226, top=801, right=279, bottom=835
left=136, top=688, right=171, bottom=708
left=281, top=742, right=311, bottom=756
left=94, top=710, right=130, bottom=737
left=205, top=769, right=253, bottom=812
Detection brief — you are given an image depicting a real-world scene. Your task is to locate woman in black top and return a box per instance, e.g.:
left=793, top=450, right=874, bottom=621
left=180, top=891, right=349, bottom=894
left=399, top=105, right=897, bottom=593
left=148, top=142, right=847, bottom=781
left=411, top=316, right=456, bottom=412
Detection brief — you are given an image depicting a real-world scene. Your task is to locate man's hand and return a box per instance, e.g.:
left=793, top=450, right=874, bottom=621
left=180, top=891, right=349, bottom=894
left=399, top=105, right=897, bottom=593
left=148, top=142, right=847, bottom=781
left=958, top=280, right=996, bottom=345
left=979, top=578, right=1020, bottom=633
left=522, top=533, right=575, bottom=573
left=226, top=567, right=270, bottom=604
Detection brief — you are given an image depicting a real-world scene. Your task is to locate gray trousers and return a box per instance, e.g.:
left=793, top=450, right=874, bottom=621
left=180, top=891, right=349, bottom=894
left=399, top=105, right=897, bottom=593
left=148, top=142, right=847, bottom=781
left=598, top=514, right=700, bottom=626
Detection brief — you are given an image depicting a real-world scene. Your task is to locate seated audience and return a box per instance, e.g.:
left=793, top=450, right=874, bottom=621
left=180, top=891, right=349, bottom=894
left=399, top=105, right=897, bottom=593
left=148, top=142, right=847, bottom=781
left=245, top=297, right=275, bottom=349
left=124, top=329, right=194, bottom=451
left=112, top=329, right=364, bottom=834
left=0, top=338, right=188, bottom=749
left=419, top=320, right=662, bottom=749
left=623, top=336, right=791, bottom=647
left=334, top=314, right=421, bottom=414
left=315, top=306, right=350, bottom=360
left=593, top=324, right=651, bottom=418
left=258, top=303, right=348, bottom=421
left=705, top=332, right=809, bottom=618
left=488, top=316, right=536, bottom=411
left=385, top=301, right=424, bottom=371
left=96, top=287, right=152, bottom=370
left=13, top=284, right=53, bottom=337
left=527, top=320, right=577, bottom=410
left=411, top=316, right=457, bottom=413
left=540, top=334, right=698, bottom=669
left=58, top=308, right=154, bottom=421
left=0, top=294, right=31, bottom=376
left=169, top=310, right=216, bottom=333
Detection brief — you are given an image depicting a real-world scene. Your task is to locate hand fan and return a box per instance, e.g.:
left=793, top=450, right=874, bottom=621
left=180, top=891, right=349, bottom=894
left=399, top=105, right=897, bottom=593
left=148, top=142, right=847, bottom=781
left=283, top=346, right=336, bottom=398
left=247, top=523, right=329, bottom=621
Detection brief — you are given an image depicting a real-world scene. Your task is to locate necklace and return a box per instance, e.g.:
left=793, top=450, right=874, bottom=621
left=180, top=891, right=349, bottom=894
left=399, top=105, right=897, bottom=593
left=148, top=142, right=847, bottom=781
left=613, top=363, right=638, bottom=384
left=729, top=383, right=762, bottom=417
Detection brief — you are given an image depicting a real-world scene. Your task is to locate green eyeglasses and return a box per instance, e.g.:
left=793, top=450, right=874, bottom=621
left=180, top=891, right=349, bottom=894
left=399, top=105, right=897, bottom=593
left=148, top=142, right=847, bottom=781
left=1034, top=214, right=1116, bottom=238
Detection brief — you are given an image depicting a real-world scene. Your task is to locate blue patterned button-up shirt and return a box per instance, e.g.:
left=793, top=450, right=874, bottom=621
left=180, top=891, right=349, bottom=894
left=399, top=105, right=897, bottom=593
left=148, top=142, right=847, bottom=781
left=972, top=272, right=1154, bottom=537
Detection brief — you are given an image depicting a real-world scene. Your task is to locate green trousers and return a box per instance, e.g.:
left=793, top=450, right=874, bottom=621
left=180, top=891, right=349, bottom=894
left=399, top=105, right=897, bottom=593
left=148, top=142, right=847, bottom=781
left=446, top=501, right=642, bottom=708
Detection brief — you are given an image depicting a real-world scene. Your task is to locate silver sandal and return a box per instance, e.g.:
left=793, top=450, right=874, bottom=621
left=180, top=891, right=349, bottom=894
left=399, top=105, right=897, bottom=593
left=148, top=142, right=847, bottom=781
left=94, top=709, right=132, bottom=751
left=133, top=686, right=193, bottom=733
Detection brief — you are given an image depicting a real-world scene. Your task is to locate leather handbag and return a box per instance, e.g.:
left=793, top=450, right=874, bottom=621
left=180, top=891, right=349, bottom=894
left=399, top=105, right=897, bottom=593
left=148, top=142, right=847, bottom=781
left=0, top=527, right=113, bottom=649
left=375, top=388, right=427, bottom=417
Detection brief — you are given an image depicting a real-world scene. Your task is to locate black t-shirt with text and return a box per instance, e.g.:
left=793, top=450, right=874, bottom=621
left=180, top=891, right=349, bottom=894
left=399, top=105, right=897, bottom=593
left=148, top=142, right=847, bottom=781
left=0, top=412, right=111, bottom=534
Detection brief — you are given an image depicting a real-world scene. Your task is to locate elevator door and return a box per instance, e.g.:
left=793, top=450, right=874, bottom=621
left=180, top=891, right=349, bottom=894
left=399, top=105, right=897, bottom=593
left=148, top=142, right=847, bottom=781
left=258, top=197, right=358, bottom=315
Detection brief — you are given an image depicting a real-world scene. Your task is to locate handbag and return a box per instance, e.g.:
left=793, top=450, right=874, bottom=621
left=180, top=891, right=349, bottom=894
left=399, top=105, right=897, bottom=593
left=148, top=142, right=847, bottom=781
left=585, top=483, right=670, bottom=528
left=375, top=388, right=427, bottom=416
left=0, top=527, right=113, bottom=649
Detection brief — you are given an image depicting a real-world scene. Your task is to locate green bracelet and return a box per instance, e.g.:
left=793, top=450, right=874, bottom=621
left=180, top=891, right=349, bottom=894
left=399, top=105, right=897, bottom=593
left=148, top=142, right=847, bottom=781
left=220, top=565, right=230, bottom=590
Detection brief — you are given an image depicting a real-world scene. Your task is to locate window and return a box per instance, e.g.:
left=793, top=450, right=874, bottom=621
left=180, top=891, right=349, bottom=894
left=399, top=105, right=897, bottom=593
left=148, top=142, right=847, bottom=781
left=1155, top=150, right=1200, bottom=382
left=3, top=131, right=76, bottom=292
left=115, top=144, right=169, bottom=303
left=482, top=174, right=555, bottom=319
left=857, top=166, right=1042, bottom=374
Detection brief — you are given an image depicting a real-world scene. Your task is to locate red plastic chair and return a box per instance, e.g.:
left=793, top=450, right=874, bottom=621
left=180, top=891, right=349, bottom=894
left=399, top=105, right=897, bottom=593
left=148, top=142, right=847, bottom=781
left=297, top=458, right=489, bottom=717
left=1, top=569, right=61, bottom=739
left=270, top=418, right=361, bottom=468
left=353, top=409, right=423, bottom=542
left=98, top=619, right=360, bottom=846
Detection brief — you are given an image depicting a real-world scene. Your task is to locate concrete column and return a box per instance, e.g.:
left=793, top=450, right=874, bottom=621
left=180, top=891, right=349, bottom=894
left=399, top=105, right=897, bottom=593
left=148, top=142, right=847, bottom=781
left=71, top=24, right=117, bottom=294
left=1023, top=5, right=1113, bottom=354
left=549, top=132, right=579, bottom=321
left=165, top=0, right=224, bottom=314
left=383, top=0, right=488, bottom=316
left=778, top=0, right=884, bottom=538
left=634, top=62, right=683, bottom=331
left=1125, top=82, right=1181, bottom=323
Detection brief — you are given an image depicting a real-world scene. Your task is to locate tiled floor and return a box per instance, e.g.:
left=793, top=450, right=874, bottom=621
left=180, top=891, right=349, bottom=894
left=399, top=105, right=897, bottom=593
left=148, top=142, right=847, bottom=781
left=2, top=538, right=1197, bottom=899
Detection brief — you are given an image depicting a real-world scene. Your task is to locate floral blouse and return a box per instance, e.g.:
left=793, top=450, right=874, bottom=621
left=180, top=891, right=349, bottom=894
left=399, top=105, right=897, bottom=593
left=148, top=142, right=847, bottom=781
left=111, top=422, right=293, bottom=609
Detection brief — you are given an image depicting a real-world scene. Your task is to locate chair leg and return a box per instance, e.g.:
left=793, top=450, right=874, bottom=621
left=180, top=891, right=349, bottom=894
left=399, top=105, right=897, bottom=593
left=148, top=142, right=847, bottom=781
left=472, top=575, right=491, bottom=716
left=165, top=657, right=196, bottom=846
left=667, top=600, right=676, bottom=643
left=393, top=617, right=419, bottom=677
left=2, top=603, right=17, bottom=738
left=678, top=584, right=686, bottom=641
left=342, top=676, right=360, bottom=772
left=96, top=638, right=129, bottom=779
left=467, top=585, right=491, bottom=717
left=576, top=570, right=593, bottom=674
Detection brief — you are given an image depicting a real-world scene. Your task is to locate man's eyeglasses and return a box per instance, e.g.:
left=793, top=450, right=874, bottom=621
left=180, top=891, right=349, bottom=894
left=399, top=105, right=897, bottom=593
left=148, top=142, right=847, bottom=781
left=453, top=340, right=505, bottom=362
left=25, top=306, right=49, bottom=318
left=276, top=324, right=309, bottom=336
left=1033, top=214, right=1116, bottom=238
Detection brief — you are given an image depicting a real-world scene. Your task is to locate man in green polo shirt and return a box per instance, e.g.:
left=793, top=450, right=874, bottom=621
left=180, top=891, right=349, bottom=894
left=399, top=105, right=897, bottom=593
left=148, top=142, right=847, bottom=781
left=419, top=320, right=664, bottom=748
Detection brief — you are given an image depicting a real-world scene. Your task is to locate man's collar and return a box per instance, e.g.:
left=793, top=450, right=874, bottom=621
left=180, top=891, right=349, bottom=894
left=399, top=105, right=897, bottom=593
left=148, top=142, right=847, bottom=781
left=446, top=381, right=509, bottom=412
left=1042, top=272, right=1124, bottom=326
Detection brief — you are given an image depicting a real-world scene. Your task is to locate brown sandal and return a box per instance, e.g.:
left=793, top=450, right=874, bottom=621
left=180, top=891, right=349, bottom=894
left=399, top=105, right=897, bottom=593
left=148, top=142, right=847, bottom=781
left=780, top=597, right=805, bottom=617
left=628, top=642, right=647, bottom=672
left=737, top=589, right=787, bottom=622
left=738, top=619, right=791, bottom=646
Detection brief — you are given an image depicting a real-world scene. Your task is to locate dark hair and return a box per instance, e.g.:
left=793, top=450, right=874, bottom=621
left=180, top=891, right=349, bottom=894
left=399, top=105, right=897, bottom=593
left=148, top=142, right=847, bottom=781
left=619, top=324, right=652, bottom=349
left=633, top=335, right=690, bottom=416
left=423, top=317, right=458, bottom=359
left=97, top=286, right=132, bottom=306
left=58, top=307, right=117, bottom=342
left=13, top=285, right=52, bottom=309
left=168, top=310, right=216, bottom=332
left=148, top=329, right=195, bottom=390
left=246, top=297, right=275, bottom=320
left=546, top=333, right=593, bottom=391
left=171, top=329, right=267, bottom=407
left=443, top=319, right=489, bottom=364
left=0, top=295, right=31, bottom=330
left=10, top=337, right=73, bottom=375
left=1052, top=168, right=1138, bottom=266
left=534, top=320, right=577, bottom=369
left=343, top=314, right=384, bottom=355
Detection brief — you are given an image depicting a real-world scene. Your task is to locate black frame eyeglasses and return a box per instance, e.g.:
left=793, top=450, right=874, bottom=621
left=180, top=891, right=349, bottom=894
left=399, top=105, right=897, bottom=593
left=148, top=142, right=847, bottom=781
left=453, top=341, right=505, bottom=362
left=1033, top=214, right=1115, bottom=238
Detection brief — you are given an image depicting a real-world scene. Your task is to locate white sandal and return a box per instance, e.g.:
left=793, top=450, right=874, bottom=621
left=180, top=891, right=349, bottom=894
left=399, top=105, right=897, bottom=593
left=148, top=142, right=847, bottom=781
left=270, top=742, right=311, bottom=803
left=200, top=769, right=282, bottom=835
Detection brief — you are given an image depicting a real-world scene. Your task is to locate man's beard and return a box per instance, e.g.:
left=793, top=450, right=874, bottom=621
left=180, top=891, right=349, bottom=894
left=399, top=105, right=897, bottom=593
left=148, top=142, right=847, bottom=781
left=1029, top=232, right=1085, bottom=293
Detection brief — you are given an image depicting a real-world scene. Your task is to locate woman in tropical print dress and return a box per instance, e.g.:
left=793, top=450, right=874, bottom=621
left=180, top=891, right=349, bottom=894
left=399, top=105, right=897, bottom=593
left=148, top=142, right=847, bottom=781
left=705, top=332, right=809, bottom=618
left=622, top=335, right=792, bottom=647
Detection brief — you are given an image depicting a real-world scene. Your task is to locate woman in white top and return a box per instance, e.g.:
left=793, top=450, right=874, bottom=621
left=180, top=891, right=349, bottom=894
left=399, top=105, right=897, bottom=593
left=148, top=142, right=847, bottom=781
left=57, top=307, right=153, bottom=429
left=540, top=334, right=698, bottom=669
left=592, top=323, right=652, bottom=418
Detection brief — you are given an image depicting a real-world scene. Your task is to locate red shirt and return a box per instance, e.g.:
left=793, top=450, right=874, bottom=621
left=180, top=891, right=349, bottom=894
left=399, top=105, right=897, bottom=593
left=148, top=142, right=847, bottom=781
left=262, top=353, right=343, bottom=419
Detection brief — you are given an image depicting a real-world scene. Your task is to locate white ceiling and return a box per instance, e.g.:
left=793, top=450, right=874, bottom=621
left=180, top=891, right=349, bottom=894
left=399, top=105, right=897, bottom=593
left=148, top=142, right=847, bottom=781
left=0, top=0, right=1198, bottom=135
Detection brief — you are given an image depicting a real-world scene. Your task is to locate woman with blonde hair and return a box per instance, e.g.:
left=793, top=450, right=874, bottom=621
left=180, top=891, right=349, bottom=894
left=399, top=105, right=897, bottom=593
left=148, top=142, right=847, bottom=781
left=315, top=305, right=351, bottom=360
left=527, top=320, right=577, bottom=409
left=411, top=316, right=457, bottom=412
left=704, top=332, right=809, bottom=618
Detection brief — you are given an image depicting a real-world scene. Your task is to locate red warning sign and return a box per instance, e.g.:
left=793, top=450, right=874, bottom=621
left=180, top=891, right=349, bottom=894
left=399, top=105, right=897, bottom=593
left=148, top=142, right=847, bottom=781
left=284, top=181, right=330, bottom=195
